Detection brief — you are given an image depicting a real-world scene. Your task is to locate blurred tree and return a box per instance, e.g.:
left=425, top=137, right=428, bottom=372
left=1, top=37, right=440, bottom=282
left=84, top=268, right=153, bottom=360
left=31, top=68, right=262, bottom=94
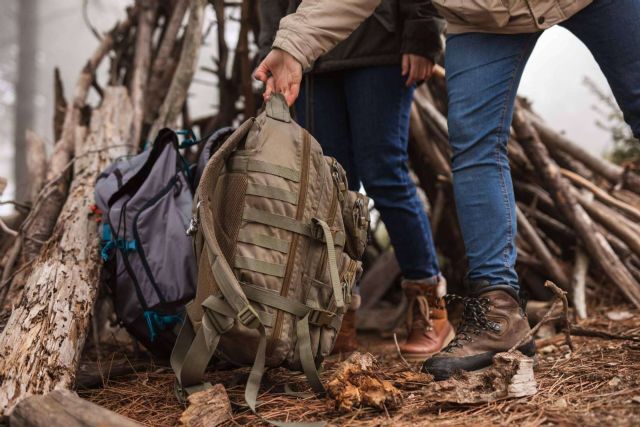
left=585, top=77, right=640, bottom=172
left=14, top=0, right=38, bottom=201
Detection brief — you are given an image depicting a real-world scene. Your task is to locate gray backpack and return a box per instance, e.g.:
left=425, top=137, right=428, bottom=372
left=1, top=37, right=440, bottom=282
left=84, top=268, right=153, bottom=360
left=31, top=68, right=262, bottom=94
left=95, top=128, right=229, bottom=355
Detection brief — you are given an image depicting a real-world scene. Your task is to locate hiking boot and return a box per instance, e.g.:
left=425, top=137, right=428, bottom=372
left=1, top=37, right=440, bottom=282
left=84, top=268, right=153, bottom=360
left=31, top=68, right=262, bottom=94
left=331, top=294, right=360, bottom=354
left=422, top=287, right=536, bottom=380
left=399, top=277, right=455, bottom=361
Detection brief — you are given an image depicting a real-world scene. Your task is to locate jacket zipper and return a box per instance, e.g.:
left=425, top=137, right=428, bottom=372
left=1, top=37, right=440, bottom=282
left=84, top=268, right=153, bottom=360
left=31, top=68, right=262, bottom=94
left=269, top=131, right=311, bottom=354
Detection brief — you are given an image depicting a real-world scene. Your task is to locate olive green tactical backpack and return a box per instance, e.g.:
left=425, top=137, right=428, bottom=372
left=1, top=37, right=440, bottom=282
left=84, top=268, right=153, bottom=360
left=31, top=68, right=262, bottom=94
left=171, top=94, right=370, bottom=417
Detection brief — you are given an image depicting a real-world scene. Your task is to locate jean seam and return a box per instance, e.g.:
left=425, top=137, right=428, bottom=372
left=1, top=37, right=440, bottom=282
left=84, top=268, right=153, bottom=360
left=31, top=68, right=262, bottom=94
left=495, top=34, right=537, bottom=271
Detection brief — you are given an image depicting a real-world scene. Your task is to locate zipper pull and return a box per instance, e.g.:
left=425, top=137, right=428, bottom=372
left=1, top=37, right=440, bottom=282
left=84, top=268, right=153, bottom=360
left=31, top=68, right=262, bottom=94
left=331, top=159, right=346, bottom=201
left=186, top=201, right=202, bottom=236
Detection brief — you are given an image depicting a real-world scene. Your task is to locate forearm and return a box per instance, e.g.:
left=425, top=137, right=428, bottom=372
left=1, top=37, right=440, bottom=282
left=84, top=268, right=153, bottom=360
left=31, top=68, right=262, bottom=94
left=272, top=0, right=382, bottom=70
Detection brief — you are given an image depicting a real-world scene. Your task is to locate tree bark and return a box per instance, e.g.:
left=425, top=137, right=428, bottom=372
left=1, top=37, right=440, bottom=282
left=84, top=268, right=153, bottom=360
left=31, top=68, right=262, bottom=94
left=0, top=88, right=133, bottom=414
left=9, top=389, right=142, bottom=426
left=25, top=130, right=47, bottom=204
left=179, top=384, right=232, bottom=427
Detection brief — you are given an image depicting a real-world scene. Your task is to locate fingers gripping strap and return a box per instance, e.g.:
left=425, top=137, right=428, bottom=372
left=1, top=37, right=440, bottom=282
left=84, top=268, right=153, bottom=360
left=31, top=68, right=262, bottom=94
left=313, top=218, right=344, bottom=311
left=265, top=93, right=292, bottom=123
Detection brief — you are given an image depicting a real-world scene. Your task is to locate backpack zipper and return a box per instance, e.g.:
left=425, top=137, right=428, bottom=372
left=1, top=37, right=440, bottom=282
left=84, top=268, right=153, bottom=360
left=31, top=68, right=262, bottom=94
left=131, top=175, right=181, bottom=304
left=269, top=131, right=311, bottom=355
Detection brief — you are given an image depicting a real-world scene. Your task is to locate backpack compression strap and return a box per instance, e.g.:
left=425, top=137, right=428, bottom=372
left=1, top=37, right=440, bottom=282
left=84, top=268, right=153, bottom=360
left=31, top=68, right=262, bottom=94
left=171, top=117, right=259, bottom=394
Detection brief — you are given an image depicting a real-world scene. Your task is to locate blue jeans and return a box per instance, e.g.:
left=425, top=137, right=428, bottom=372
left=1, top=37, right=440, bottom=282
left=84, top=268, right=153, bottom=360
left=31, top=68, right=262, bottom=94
left=445, top=0, right=640, bottom=291
left=296, top=65, right=440, bottom=280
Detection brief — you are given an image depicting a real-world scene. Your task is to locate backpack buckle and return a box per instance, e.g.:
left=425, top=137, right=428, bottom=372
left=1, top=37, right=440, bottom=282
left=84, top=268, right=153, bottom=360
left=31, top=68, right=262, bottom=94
left=204, top=310, right=234, bottom=335
left=308, top=309, right=335, bottom=327
left=237, top=304, right=261, bottom=329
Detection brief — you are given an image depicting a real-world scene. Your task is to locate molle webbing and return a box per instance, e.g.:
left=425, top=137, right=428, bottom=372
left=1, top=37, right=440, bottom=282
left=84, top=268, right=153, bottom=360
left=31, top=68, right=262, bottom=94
left=228, top=157, right=301, bottom=182
left=235, top=256, right=286, bottom=278
left=241, top=283, right=341, bottom=330
left=246, top=182, right=298, bottom=204
left=237, top=230, right=289, bottom=253
left=242, top=207, right=346, bottom=247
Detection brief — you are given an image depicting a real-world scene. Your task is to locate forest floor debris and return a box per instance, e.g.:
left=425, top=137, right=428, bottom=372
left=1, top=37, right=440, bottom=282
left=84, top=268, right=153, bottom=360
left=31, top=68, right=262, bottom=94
left=80, top=304, right=640, bottom=426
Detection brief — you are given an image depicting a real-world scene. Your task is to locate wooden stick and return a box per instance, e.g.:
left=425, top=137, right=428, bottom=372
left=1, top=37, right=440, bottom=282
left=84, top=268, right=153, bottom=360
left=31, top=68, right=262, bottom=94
left=513, top=103, right=640, bottom=308
left=561, top=168, right=640, bottom=222
left=129, top=0, right=157, bottom=147
left=145, top=0, right=189, bottom=125
left=572, top=246, right=589, bottom=320
left=149, top=0, right=206, bottom=138
left=575, top=189, right=640, bottom=257
left=516, top=205, right=571, bottom=290
left=527, top=111, right=640, bottom=194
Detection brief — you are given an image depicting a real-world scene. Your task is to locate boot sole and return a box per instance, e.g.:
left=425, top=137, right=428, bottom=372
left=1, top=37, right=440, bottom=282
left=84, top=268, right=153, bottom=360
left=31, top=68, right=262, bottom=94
left=401, top=328, right=456, bottom=362
left=424, top=340, right=537, bottom=381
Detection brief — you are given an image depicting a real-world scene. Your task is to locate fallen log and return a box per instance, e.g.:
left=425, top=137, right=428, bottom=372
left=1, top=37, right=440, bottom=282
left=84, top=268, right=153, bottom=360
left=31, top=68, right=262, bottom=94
left=0, top=14, right=136, bottom=315
left=0, top=87, right=133, bottom=413
left=9, top=389, right=141, bottom=427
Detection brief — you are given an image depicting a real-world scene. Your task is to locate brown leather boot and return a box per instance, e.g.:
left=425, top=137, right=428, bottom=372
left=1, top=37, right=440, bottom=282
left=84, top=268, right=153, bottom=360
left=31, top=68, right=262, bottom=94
left=331, top=295, right=360, bottom=354
left=399, top=277, right=455, bottom=362
left=422, top=287, right=536, bottom=380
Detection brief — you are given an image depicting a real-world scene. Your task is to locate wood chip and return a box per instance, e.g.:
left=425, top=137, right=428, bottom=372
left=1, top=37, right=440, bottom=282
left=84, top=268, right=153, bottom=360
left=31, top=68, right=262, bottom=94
left=326, top=352, right=402, bottom=412
left=179, top=384, right=232, bottom=427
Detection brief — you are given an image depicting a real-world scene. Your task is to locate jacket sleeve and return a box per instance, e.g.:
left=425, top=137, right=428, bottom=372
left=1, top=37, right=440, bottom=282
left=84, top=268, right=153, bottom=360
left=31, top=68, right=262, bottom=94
left=399, top=0, right=446, bottom=62
left=272, top=0, right=382, bottom=71
left=257, top=0, right=290, bottom=64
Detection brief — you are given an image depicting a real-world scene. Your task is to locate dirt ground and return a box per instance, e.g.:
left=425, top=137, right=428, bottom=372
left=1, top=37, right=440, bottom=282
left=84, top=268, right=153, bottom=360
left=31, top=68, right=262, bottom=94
left=80, top=304, right=640, bottom=426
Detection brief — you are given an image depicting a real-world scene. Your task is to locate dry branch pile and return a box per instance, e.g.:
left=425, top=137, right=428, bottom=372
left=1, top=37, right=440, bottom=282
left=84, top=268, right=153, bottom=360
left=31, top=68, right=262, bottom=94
left=406, top=69, right=640, bottom=316
left=0, top=0, right=639, bottom=425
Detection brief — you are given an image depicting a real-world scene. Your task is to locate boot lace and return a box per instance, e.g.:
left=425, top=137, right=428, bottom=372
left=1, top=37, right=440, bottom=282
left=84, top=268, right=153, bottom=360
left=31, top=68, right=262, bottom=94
left=403, top=282, right=443, bottom=332
left=442, top=294, right=501, bottom=352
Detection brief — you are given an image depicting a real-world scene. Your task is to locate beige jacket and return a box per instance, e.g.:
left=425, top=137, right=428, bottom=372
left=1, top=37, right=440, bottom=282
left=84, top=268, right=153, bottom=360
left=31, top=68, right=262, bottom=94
left=432, top=0, right=593, bottom=34
left=272, top=0, right=593, bottom=70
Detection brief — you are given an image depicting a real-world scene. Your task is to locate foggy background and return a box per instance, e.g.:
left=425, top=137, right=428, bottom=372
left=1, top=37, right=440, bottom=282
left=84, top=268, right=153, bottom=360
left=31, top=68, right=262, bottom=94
left=0, top=0, right=622, bottom=212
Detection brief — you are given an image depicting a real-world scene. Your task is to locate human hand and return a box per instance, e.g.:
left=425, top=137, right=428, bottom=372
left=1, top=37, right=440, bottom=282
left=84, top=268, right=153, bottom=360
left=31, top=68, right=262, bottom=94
left=254, top=49, right=303, bottom=106
left=401, top=54, right=434, bottom=87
